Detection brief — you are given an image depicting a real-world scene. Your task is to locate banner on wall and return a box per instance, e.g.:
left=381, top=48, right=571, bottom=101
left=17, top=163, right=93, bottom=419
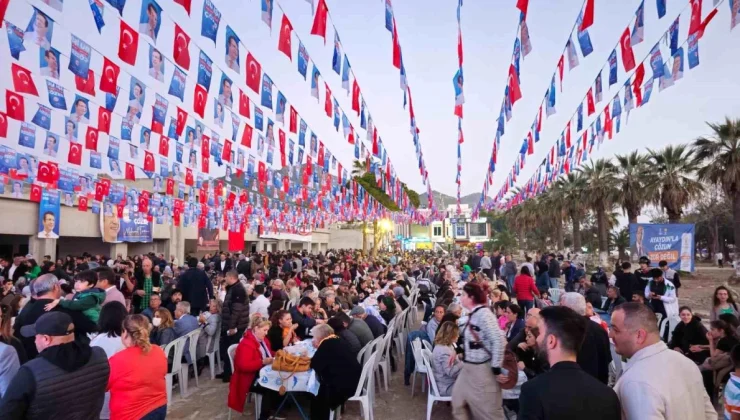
left=259, top=229, right=312, bottom=243
left=629, top=223, right=695, bottom=272
left=197, top=227, right=220, bottom=251
left=100, top=204, right=153, bottom=243
left=38, top=191, right=61, bottom=239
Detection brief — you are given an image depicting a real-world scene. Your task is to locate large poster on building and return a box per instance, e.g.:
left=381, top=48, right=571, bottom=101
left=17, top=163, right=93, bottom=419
left=100, top=204, right=153, bottom=243
left=197, top=228, right=220, bottom=251
left=629, top=223, right=695, bottom=272
left=38, top=190, right=60, bottom=239
left=259, top=229, right=312, bottom=243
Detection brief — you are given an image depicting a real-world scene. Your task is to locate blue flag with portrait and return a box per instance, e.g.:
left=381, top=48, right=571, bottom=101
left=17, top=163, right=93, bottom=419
left=68, top=35, right=92, bottom=78
left=153, top=94, right=168, bottom=128
left=650, top=44, right=664, bottom=78
left=201, top=0, right=221, bottom=44
left=105, top=87, right=119, bottom=111
left=255, top=107, right=264, bottom=131
left=89, top=0, right=105, bottom=33
left=608, top=49, right=618, bottom=86
left=298, top=119, right=306, bottom=147
left=168, top=117, right=178, bottom=140
left=32, top=104, right=52, bottom=130
left=261, top=73, right=273, bottom=109
left=576, top=15, right=593, bottom=57
left=687, top=34, right=699, bottom=69
left=6, top=22, right=26, bottom=60
left=168, top=67, right=187, bottom=101
left=19, top=122, right=36, bottom=149
left=197, top=51, right=213, bottom=92
left=47, top=80, right=67, bottom=110
left=297, top=42, right=308, bottom=80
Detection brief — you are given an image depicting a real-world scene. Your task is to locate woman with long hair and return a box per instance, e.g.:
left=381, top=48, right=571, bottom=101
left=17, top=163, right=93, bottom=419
left=267, top=309, right=299, bottom=352
left=91, top=302, right=128, bottom=419
left=0, top=304, right=26, bottom=364
left=668, top=306, right=709, bottom=364
left=150, top=308, right=176, bottom=346
left=710, top=286, right=739, bottom=321
left=107, top=315, right=168, bottom=420
left=24, top=259, right=40, bottom=280
left=431, top=321, right=463, bottom=396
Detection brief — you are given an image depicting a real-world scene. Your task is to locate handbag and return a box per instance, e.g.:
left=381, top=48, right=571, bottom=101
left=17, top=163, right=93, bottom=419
left=271, top=349, right=311, bottom=395
left=465, top=308, right=519, bottom=390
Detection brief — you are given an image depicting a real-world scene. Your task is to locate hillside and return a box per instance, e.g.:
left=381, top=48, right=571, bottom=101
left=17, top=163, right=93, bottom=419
left=419, top=191, right=481, bottom=208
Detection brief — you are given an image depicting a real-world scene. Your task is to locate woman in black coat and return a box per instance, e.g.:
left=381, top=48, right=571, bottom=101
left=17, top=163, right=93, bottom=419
left=310, top=324, right=362, bottom=420
left=668, top=306, right=710, bottom=364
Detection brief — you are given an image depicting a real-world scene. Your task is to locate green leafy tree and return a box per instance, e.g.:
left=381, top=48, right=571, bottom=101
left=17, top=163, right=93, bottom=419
left=648, top=145, right=703, bottom=223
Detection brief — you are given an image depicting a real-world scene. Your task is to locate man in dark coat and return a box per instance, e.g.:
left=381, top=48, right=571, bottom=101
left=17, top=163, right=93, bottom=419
left=560, top=292, right=611, bottom=384
left=215, top=252, right=232, bottom=275
left=217, top=270, right=249, bottom=382
left=177, top=257, right=214, bottom=315
left=310, top=324, right=362, bottom=420
left=518, top=306, right=621, bottom=419
left=614, top=262, right=640, bottom=303
left=235, top=254, right=251, bottom=278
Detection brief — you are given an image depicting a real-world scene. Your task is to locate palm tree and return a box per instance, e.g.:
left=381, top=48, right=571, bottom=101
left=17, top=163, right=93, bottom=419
left=351, top=159, right=366, bottom=178
left=539, top=187, right=566, bottom=252
left=648, top=145, right=703, bottom=223
left=614, top=151, right=653, bottom=224
left=554, top=172, right=587, bottom=252
left=694, top=118, right=740, bottom=252
left=579, top=159, right=618, bottom=266
left=610, top=227, right=630, bottom=261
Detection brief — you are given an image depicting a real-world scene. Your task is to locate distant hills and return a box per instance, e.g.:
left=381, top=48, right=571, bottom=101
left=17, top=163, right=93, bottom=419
left=419, top=191, right=482, bottom=208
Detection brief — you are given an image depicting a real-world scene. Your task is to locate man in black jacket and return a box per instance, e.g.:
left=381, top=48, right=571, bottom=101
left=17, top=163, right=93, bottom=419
left=601, top=286, right=627, bottom=314
left=559, top=292, right=611, bottom=384
left=547, top=253, right=561, bottom=284
left=215, top=252, right=232, bottom=275
left=177, top=257, right=214, bottom=315
left=217, top=270, right=249, bottom=382
left=614, top=262, right=640, bottom=301
left=235, top=254, right=251, bottom=278
left=0, top=312, right=110, bottom=419
left=13, top=274, right=97, bottom=360
left=518, top=306, right=621, bottom=419
left=291, top=297, right=326, bottom=340
left=3, top=254, right=28, bottom=283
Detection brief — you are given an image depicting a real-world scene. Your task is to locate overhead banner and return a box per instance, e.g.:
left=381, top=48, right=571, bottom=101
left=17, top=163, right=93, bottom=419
left=629, top=223, right=694, bottom=272
left=197, top=227, right=220, bottom=251
left=38, top=190, right=61, bottom=239
left=259, top=229, right=312, bottom=243
left=101, top=204, right=153, bottom=243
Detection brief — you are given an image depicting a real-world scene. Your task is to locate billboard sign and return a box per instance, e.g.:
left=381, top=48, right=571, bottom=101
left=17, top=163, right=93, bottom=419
left=629, top=223, right=695, bottom=272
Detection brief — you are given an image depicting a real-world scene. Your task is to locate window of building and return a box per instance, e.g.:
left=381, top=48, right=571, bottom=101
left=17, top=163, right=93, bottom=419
left=433, top=226, right=442, bottom=237
left=469, top=223, right=487, bottom=237
left=456, top=225, right=466, bottom=237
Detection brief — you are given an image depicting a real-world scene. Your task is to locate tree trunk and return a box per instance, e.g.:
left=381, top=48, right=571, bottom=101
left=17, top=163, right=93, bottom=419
left=517, top=231, right=525, bottom=252
left=666, top=206, right=682, bottom=224
left=361, top=222, right=367, bottom=254
left=571, top=212, right=582, bottom=252
left=371, top=220, right=379, bottom=258
left=555, top=217, right=565, bottom=252
left=733, top=193, right=740, bottom=268
left=627, top=207, right=639, bottom=263
left=597, top=207, right=609, bottom=266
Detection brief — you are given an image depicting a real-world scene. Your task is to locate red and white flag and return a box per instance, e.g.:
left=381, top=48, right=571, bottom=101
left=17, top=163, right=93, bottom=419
left=118, top=20, right=139, bottom=65
left=278, top=14, right=293, bottom=60
left=100, top=57, right=120, bottom=94
left=11, top=64, right=38, bottom=96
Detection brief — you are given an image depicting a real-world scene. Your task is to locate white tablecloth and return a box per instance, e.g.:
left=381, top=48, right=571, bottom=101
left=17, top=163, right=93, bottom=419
left=257, top=340, right=320, bottom=396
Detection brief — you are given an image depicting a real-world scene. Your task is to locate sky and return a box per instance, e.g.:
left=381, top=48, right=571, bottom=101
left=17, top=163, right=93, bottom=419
left=2, top=0, right=740, bottom=205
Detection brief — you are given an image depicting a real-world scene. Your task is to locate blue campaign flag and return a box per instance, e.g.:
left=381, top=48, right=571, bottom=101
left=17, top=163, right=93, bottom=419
left=595, top=71, right=603, bottom=102
left=297, top=42, right=308, bottom=80
left=612, top=93, right=622, bottom=117
left=89, top=0, right=105, bottom=33
left=385, top=0, right=393, bottom=32
left=121, top=120, right=132, bottom=141
left=68, top=35, right=92, bottom=78
left=669, top=18, right=679, bottom=56
left=360, top=102, right=366, bottom=129
left=342, top=55, right=350, bottom=92
left=152, top=94, right=168, bottom=128
left=513, top=38, right=521, bottom=78
left=332, top=33, right=342, bottom=75
left=672, top=47, right=684, bottom=81
left=31, top=104, right=52, bottom=130
left=688, top=34, right=700, bottom=69
left=46, top=80, right=67, bottom=110
left=333, top=99, right=340, bottom=129
left=577, top=103, right=583, bottom=131
left=90, top=151, right=102, bottom=169
left=649, top=45, right=664, bottom=78
left=197, top=51, right=213, bottom=92
left=255, top=107, right=264, bottom=131
left=201, top=0, right=221, bottom=44
left=519, top=138, right=528, bottom=154
left=629, top=223, right=695, bottom=272
left=631, top=1, right=644, bottom=46
left=6, top=22, right=26, bottom=60
left=297, top=147, right=304, bottom=165
left=608, top=50, right=618, bottom=86
left=656, top=0, right=666, bottom=19
left=105, top=87, right=119, bottom=111
left=168, top=118, right=178, bottom=141
left=261, top=73, right=273, bottom=109
left=168, top=67, right=187, bottom=101
left=105, top=0, right=125, bottom=14
left=354, top=141, right=359, bottom=159
left=175, top=141, right=183, bottom=162
left=18, top=122, right=36, bottom=149
left=576, top=14, right=593, bottom=57
left=108, top=136, right=120, bottom=159
left=298, top=119, right=306, bottom=146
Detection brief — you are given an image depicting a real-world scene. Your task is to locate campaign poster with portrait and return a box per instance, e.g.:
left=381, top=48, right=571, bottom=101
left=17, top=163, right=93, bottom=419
left=139, top=0, right=162, bottom=41
left=629, top=223, right=695, bottom=272
left=148, top=46, right=165, bottom=82
left=224, top=26, right=240, bottom=73
left=213, top=102, right=225, bottom=128
left=39, top=47, right=60, bottom=79
left=218, top=73, right=233, bottom=108
left=197, top=227, right=219, bottom=251
left=44, top=132, right=59, bottom=157
left=69, top=95, right=90, bottom=124
left=38, top=190, right=61, bottom=239
left=101, top=204, right=153, bottom=243
left=25, top=8, right=54, bottom=50
left=127, top=77, right=145, bottom=124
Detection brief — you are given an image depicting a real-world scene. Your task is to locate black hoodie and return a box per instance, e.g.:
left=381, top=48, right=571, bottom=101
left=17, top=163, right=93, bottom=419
left=0, top=341, right=109, bottom=419
left=668, top=315, right=710, bottom=364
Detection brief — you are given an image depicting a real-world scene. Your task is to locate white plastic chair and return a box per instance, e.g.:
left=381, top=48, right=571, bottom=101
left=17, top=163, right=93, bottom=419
left=227, top=344, right=262, bottom=420
left=610, top=342, right=623, bottom=380
left=374, top=320, right=395, bottom=392
left=410, top=339, right=427, bottom=397
left=420, top=348, right=451, bottom=420
left=163, top=336, right=188, bottom=405
left=330, top=351, right=378, bottom=420
left=548, top=288, right=562, bottom=303
left=421, top=339, right=433, bottom=354
left=357, top=336, right=381, bottom=368
left=180, top=329, right=202, bottom=391
left=206, top=327, right=222, bottom=380
left=660, top=314, right=680, bottom=343
left=394, top=310, right=409, bottom=360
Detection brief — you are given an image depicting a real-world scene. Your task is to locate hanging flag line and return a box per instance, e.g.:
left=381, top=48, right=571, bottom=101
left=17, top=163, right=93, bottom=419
left=487, top=0, right=681, bottom=209
left=454, top=0, right=464, bottom=214
left=470, top=0, right=592, bottom=219
left=268, top=0, right=416, bottom=211
left=496, top=0, right=722, bottom=210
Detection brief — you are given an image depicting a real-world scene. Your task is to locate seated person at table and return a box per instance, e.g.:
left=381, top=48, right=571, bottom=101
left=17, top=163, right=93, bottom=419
left=267, top=309, right=299, bottom=352
left=350, top=306, right=385, bottom=338
left=601, top=286, right=626, bottom=314
left=342, top=311, right=373, bottom=348
left=668, top=306, right=709, bottom=364
left=378, top=296, right=397, bottom=325
left=425, top=304, right=446, bottom=344
left=291, top=296, right=325, bottom=340
left=228, top=314, right=279, bottom=420
left=515, top=327, right=546, bottom=379
left=150, top=308, right=176, bottom=347
left=431, top=321, right=463, bottom=396
left=328, top=316, right=362, bottom=357
left=310, top=323, right=362, bottom=420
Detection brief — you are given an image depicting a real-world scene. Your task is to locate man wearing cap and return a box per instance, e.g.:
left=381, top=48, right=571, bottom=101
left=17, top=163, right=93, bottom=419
left=0, top=312, right=109, bottom=419
left=635, top=256, right=653, bottom=291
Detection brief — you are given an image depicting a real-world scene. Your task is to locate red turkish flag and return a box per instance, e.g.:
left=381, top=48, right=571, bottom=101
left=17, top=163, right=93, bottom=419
left=98, top=107, right=111, bottom=134
left=239, top=89, right=251, bottom=118
left=159, top=135, right=169, bottom=156
left=116, top=204, right=124, bottom=219
left=201, top=156, right=209, bottom=174
left=201, top=136, right=210, bottom=158
left=99, top=57, right=120, bottom=94
left=166, top=178, right=175, bottom=195
left=138, top=192, right=149, bottom=214
left=223, top=139, right=232, bottom=162
left=118, top=20, right=139, bottom=65
left=580, top=0, right=594, bottom=31
left=68, top=142, right=83, bottom=165
left=176, top=107, right=187, bottom=136
left=100, top=178, right=111, bottom=195
left=85, top=127, right=99, bottom=151
left=516, top=0, right=528, bottom=17
left=619, top=27, right=636, bottom=72
left=586, top=88, right=595, bottom=115
left=173, top=24, right=191, bottom=70
left=5, top=90, right=25, bottom=120
left=278, top=14, right=293, bottom=60
left=348, top=125, right=355, bottom=145
left=11, top=64, right=38, bottom=96
left=318, top=142, right=325, bottom=166
left=125, top=162, right=136, bottom=180
left=37, top=162, right=54, bottom=183
left=258, top=161, right=266, bottom=182
left=144, top=151, right=155, bottom=172
left=289, top=106, right=298, bottom=133
left=689, top=0, right=703, bottom=37
left=151, top=114, right=163, bottom=135
left=310, top=0, right=329, bottom=43
left=0, top=112, right=6, bottom=138
left=193, top=83, right=207, bottom=118
left=352, top=80, right=361, bottom=114
left=0, top=0, right=9, bottom=30
left=633, top=63, right=645, bottom=106
left=241, top=123, right=253, bottom=147
left=246, top=53, right=261, bottom=93
left=324, top=83, right=332, bottom=117
left=78, top=196, right=89, bottom=212
left=507, top=64, right=522, bottom=105
left=94, top=182, right=105, bottom=201
left=29, top=184, right=41, bottom=202
left=392, top=22, right=401, bottom=69
left=185, top=168, right=194, bottom=186
left=174, top=0, right=191, bottom=14
left=75, top=70, right=96, bottom=96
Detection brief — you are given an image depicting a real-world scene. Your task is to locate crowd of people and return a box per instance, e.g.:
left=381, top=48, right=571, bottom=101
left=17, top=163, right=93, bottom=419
left=0, top=248, right=731, bottom=419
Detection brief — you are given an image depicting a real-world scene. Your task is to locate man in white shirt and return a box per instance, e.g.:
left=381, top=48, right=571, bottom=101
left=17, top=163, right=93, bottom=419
left=249, top=284, right=270, bottom=317
left=611, top=302, right=716, bottom=420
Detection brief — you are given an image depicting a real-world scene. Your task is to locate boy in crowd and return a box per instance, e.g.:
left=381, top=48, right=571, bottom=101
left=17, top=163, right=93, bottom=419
left=43, top=270, right=105, bottom=322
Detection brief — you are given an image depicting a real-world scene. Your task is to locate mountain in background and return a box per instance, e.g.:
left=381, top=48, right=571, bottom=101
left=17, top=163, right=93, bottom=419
left=419, top=191, right=481, bottom=208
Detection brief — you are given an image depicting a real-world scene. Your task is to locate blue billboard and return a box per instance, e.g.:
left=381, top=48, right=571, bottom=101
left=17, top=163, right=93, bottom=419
left=629, top=223, right=695, bottom=272
left=100, top=204, right=153, bottom=243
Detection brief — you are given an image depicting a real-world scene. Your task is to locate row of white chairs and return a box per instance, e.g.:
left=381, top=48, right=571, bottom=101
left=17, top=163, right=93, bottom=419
left=162, top=326, right=223, bottom=405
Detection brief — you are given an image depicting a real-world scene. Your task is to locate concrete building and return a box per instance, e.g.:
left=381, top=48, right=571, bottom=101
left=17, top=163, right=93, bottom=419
left=394, top=204, right=490, bottom=251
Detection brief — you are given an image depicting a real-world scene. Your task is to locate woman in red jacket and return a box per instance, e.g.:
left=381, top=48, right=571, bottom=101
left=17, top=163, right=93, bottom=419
left=228, top=314, right=278, bottom=420
left=512, top=266, right=540, bottom=314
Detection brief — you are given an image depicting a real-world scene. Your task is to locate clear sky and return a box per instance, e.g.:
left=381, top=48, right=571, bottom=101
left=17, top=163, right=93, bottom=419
left=2, top=0, right=739, bottom=202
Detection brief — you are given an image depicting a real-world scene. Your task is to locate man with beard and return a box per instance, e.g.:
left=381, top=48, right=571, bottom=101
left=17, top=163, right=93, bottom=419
left=518, top=306, right=621, bottom=419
